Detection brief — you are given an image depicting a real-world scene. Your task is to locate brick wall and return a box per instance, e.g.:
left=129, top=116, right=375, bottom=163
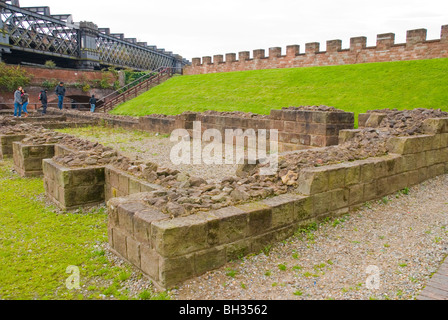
left=184, top=25, right=448, bottom=75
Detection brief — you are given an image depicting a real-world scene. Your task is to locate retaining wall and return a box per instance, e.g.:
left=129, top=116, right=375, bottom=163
left=107, top=117, right=448, bottom=289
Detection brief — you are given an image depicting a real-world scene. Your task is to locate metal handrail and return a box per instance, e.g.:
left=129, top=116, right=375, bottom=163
left=100, top=67, right=176, bottom=112
left=98, top=66, right=183, bottom=104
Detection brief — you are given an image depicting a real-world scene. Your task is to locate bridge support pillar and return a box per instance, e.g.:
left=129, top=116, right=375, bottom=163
left=77, top=22, right=100, bottom=70
left=0, top=7, right=11, bottom=62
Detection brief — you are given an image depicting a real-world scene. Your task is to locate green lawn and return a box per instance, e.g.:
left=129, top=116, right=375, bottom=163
left=111, top=58, right=448, bottom=118
left=0, top=159, right=169, bottom=300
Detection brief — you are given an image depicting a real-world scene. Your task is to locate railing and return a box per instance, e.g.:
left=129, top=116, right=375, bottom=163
left=99, top=66, right=177, bottom=113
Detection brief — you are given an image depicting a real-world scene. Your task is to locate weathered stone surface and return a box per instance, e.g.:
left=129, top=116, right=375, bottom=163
left=151, top=212, right=217, bottom=257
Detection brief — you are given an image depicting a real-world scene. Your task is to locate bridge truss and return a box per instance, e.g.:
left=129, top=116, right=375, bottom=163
left=0, top=0, right=189, bottom=71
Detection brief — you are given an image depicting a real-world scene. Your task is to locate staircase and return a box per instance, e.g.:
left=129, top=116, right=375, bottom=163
left=99, top=67, right=176, bottom=113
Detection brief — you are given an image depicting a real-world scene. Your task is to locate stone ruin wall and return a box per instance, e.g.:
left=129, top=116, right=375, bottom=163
left=184, top=25, right=448, bottom=75
left=1, top=108, right=448, bottom=289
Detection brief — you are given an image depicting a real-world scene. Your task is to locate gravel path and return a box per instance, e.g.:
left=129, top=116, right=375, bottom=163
left=57, top=127, right=238, bottom=183
left=172, top=174, right=448, bottom=300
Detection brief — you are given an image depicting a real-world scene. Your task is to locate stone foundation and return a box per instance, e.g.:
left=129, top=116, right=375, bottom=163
left=105, top=166, right=163, bottom=201
left=107, top=118, right=448, bottom=289
left=13, top=142, right=55, bottom=177
left=43, top=159, right=106, bottom=211
left=0, top=134, right=27, bottom=159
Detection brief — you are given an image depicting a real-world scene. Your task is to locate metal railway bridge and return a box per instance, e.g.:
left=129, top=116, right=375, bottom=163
left=0, top=0, right=189, bottom=71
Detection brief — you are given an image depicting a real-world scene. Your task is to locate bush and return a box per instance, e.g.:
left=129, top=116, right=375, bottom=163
left=0, top=63, right=31, bottom=92
left=42, top=79, right=59, bottom=90
left=44, top=60, right=57, bottom=69
left=82, top=83, right=91, bottom=92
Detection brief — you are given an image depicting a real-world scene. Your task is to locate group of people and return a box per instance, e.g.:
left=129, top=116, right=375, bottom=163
left=13, top=87, right=30, bottom=118
left=13, top=81, right=98, bottom=116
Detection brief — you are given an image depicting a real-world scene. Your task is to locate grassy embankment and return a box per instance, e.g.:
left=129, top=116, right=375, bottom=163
left=111, top=58, right=448, bottom=121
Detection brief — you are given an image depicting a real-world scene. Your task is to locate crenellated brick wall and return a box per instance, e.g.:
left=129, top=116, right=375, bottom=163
left=184, top=25, right=448, bottom=75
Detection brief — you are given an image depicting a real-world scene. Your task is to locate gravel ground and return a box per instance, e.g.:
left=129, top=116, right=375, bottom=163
left=58, top=127, right=238, bottom=183
left=171, top=174, right=448, bottom=300
left=58, top=127, right=448, bottom=300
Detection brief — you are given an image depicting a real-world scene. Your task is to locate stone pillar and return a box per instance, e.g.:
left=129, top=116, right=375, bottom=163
left=78, top=21, right=101, bottom=70
left=376, top=33, right=395, bottom=50
left=0, top=6, right=11, bottom=62
left=350, top=37, right=367, bottom=51
left=191, top=58, right=201, bottom=66
left=286, top=45, right=300, bottom=57
left=326, top=40, right=342, bottom=52
left=225, top=53, right=236, bottom=63
left=239, top=51, right=250, bottom=61
left=441, top=25, right=448, bottom=42
left=253, top=49, right=265, bottom=59
left=269, top=47, right=282, bottom=58
left=406, top=29, right=427, bottom=47
left=202, top=56, right=212, bottom=65
left=305, top=42, right=320, bottom=55
left=213, top=55, right=224, bottom=64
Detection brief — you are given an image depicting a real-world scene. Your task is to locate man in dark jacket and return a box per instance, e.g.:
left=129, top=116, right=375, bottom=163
left=55, top=82, right=66, bottom=110
left=39, top=89, right=48, bottom=115
left=89, top=95, right=97, bottom=113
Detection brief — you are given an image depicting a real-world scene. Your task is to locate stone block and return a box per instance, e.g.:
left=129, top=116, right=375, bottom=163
left=133, top=208, right=169, bottom=243
left=327, top=164, right=346, bottom=190
left=358, top=114, right=370, bottom=127
left=159, top=254, right=195, bottom=289
left=293, top=195, right=313, bottom=222
left=262, top=194, right=296, bottom=228
left=195, top=247, right=227, bottom=275
left=117, top=201, right=148, bottom=235
left=428, top=163, right=446, bottom=178
left=364, top=113, right=386, bottom=128
left=363, top=182, right=378, bottom=201
left=151, top=212, right=217, bottom=257
left=342, top=162, right=361, bottom=186
left=387, top=135, right=434, bottom=155
left=225, top=239, right=251, bottom=261
left=359, top=160, right=376, bottom=182
left=237, top=202, right=272, bottom=236
left=251, top=231, right=277, bottom=254
left=312, top=191, right=333, bottom=215
left=418, top=167, right=428, bottom=183
left=297, top=167, right=330, bottom=195
left=349, top=184, right=364, bottom=206
left=407, top=170, right=420, bottom=186
left=387, top=172, right=409, bottom=194
left=209, top=206, right=248, bottom=245
left=140, top=244, right=160, bottom=281
left=112, top=228, right=127, bottom=260
left=126, top=236, right=141, bottom=268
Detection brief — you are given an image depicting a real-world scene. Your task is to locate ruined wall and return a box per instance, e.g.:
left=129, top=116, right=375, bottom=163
left=184, top=25, right=448, bottom=75
left=107, top=117, right=448, bottom=289
left=139, top=107, right=355, bottom=148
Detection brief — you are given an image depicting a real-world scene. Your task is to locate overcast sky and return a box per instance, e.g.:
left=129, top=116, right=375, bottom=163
left=18, top=0, right=448, bottom=61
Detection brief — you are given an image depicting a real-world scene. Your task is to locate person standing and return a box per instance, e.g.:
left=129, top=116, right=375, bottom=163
left=89, top=95, right=97, bottom=113
left=21, top=89, right=29, bottom=118
left=55, top=82, right=66, bottom=110
left=39, top=89, right=48, bottom=115
left=14, top=86, right=23, bottom=118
